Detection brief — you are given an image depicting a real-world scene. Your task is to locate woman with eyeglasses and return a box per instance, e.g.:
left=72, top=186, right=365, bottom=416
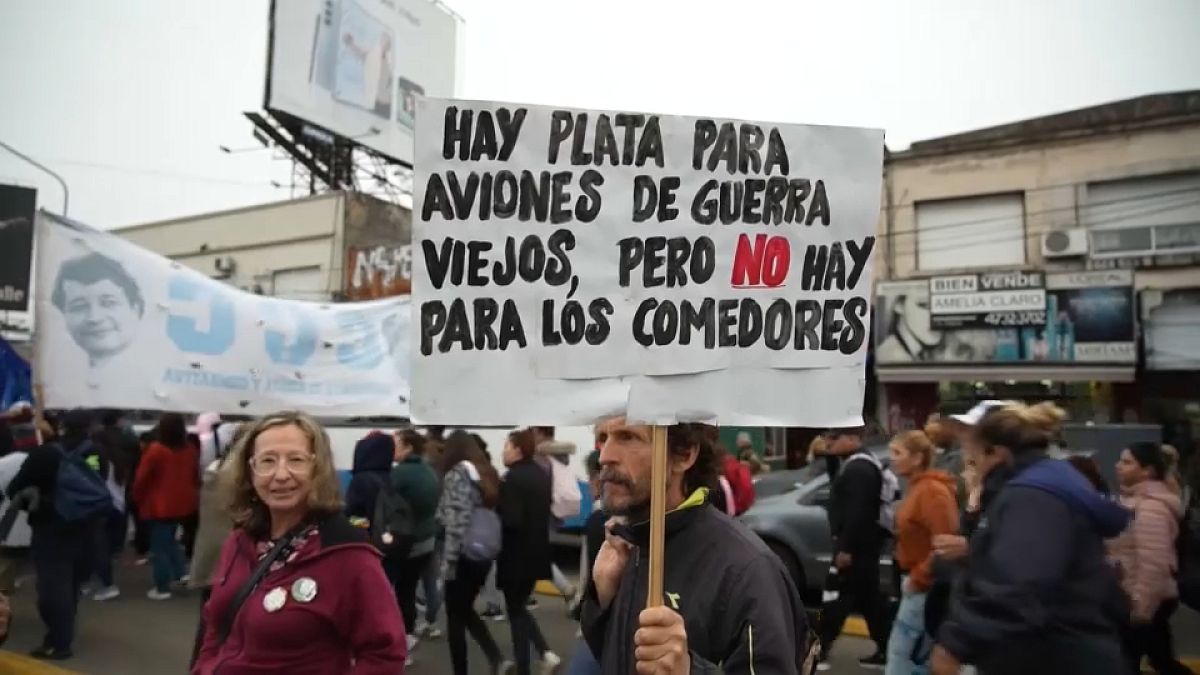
left=192, top=412, right=406, bottom=675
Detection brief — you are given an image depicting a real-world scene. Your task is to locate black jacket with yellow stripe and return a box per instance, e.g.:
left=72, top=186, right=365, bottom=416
left=581, top=489, right=808, bottom=674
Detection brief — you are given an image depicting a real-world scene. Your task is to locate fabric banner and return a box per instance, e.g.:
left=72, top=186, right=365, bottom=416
left=34, top=212, right=411, bottom=417
left=412, top=98, right=884, bottom=426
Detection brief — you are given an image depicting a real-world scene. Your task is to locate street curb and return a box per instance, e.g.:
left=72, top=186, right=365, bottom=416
left=0, top=652, right=80, bottom=675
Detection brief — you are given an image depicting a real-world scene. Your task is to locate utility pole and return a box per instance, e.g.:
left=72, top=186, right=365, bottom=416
left=0, top=140, right=69, bottom=215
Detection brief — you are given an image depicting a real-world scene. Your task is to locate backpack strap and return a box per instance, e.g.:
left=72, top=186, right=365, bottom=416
left=217, top=524, right=307, bottom=645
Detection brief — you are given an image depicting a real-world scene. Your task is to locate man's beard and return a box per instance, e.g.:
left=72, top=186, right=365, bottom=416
left=598, top=466, right=650, bottom=520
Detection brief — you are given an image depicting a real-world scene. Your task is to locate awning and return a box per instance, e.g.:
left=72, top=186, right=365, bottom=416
left=877, top=364, right=1135, bottom=383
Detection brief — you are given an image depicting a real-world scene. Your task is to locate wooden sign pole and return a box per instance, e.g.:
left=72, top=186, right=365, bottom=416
left=647, top=425, right=668, bottom=608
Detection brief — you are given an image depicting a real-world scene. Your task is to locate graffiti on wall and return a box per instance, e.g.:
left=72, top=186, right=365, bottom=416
left=344, top=244, right=413, bottom=300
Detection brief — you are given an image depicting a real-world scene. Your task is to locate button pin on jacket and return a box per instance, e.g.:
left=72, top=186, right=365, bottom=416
left=263, top=586, right=287, bottom=613
left=292, top=577, right=318, bottom=604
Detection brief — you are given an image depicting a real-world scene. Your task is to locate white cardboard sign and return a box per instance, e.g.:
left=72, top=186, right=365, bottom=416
left=412, top=98, right=883, bottom=426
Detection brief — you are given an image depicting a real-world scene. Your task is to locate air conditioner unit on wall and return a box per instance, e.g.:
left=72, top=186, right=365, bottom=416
left=1041, top=228, right=1089, bottom=259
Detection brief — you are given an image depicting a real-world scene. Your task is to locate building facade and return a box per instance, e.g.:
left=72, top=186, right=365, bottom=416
left=116, top=191, right=412, bottom=302
left=873, top=91, right=1200, bottom=452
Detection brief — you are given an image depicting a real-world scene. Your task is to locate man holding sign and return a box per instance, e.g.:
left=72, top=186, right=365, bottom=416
left=412, top=97, right=883, bottom=674
left=581, top=419, right=808, bottom=673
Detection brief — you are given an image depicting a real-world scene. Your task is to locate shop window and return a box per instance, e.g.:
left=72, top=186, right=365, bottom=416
left=916, top=193, right=1026, bottom=271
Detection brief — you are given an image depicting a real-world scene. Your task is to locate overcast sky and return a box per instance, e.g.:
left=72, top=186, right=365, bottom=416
left=2, top=0, right=1199, bottom=230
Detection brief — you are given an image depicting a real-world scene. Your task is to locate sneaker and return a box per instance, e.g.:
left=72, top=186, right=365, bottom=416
left=494, top=659, right=516, bottom=675
left=406, top=634, right=419, bottom=652
left=147, top=589, right=173, bottom=601
left=481, top=604, right=506, bottom=622
left=30, top=646, right=73, bottom=661
left=815, top=662, right=832, bottom=672
left=540, top=651, right=562, bottom=675
left=134, top=557, right=149, bottom=566
left=405, top=655, right=414, bottom=668
left=858, top=650, right=887, bottom=669
left=415, top=619, right=442, bottom=639
left=525, top=596, right=540, bottom=610
left=93, top=586, right=121, bottom=602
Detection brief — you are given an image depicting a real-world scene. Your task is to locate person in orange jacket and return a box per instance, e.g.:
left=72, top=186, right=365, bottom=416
left=885, top=430, right=959, bottom=675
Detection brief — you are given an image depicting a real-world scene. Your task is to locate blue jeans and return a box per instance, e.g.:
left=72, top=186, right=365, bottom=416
left=93, top=508, right=126, bottom=588
left=567, top=639, right=601, bottom=675
left=149, top=520, right=187, bottom=592
left=419, top=536, right=444, bottom=623
left=885, top=578, right=930, bottom=675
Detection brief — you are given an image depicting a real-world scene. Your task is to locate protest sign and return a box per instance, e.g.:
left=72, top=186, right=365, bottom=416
left=34, top=212, right=411, bottom=416
left=412, top=99, right=884, bottom=426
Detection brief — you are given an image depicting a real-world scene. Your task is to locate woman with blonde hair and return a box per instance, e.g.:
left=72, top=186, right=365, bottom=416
left=192, top=412, right=406, bottom=674
left=885, top=430, right=959, bottom=675
left=930, top=402, right=1131, bottom=675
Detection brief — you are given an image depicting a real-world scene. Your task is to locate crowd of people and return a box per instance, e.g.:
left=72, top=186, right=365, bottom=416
left=0, top=399, right=1196, bottom=675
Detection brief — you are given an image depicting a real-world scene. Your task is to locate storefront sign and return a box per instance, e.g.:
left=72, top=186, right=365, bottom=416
left=876, top=269, right=1134, bottom=365
left=928, top=271, right=1045, bottom=329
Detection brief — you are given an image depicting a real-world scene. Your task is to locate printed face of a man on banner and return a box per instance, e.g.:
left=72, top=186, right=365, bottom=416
left=596, top=417, right=701, bottom=518
left=51, top=252, right=145, bottom=368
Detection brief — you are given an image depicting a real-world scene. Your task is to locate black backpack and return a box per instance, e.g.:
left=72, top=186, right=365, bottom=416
left=371, top=479, right=416, bottom=560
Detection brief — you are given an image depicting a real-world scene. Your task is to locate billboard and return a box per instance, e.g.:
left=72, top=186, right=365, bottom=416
left=876, top=269, right=1135, bottom=365
left=266, top=0, right=459, bottom=165
left=0, top=185, right=37, bottom=312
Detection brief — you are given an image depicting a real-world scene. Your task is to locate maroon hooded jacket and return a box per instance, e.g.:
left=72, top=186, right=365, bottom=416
left=193, top=514, right=407, bottom=674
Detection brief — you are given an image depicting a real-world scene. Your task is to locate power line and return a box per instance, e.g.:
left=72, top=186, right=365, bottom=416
left=40, top=157, right=293, bottom=190
left=877, top=185, right=1199, bottom=241
left=888, top=195, right=1200, bottom=257
left=892, top=196, right=1200, bottom=258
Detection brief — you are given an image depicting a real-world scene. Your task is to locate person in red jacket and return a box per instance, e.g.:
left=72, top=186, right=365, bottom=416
left=193, top=411, right=406, bottom=675
left=133, top=413, right=199, bottom=599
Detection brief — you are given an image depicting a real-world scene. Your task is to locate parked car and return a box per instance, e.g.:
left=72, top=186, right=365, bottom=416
left=740, top=445, right=894, bottom=604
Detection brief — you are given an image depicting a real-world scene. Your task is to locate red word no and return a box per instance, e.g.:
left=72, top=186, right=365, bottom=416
left=730, top=233, right=790, bottom=288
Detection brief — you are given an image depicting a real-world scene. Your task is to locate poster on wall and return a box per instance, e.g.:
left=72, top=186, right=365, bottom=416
left=266, top=0, right=460, bottom=165
left=876, top=270, right=1135, bottom=365
left=412, top=98, right=885, bottom=426
left=34, top=212, right=412, bottom=417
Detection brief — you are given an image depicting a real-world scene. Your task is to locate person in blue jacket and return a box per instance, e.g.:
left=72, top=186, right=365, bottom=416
left=931, top=401, right=1131, bottom=675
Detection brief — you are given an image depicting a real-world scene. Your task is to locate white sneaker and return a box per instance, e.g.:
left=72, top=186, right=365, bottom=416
left=815, top=661, right=832, bottom=672
left=406, top=634, right=419, bottom=652
left=146, top=589, right=173, bottom=601
left=540, top=651, right=562, bottom=675
left=415, top=620, right=442, bottom=639
left=93, top=586, right=121, bottom=601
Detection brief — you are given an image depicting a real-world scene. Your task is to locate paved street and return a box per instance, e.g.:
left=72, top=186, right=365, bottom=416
left=0, top=551, right=889, bottom=674
left=2, top=552, right=1197, bottom=674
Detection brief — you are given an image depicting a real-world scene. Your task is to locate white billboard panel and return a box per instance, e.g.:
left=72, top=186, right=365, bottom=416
left=267, top=0, right=459, bottom=165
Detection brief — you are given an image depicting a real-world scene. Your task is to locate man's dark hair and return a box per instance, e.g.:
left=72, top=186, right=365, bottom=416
left=668, top=423, right=719, bottom=496
left=157, top=413, right=187, bottom=449
left=1127, top=441, right=1168, bottom=481
left=532, top=426, right=555, bottom=441
left=51, top=252, right=145, bottom=316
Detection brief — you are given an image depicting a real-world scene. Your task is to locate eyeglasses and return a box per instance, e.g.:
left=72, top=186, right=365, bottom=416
left=250, top=454, right=315, bottom=476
